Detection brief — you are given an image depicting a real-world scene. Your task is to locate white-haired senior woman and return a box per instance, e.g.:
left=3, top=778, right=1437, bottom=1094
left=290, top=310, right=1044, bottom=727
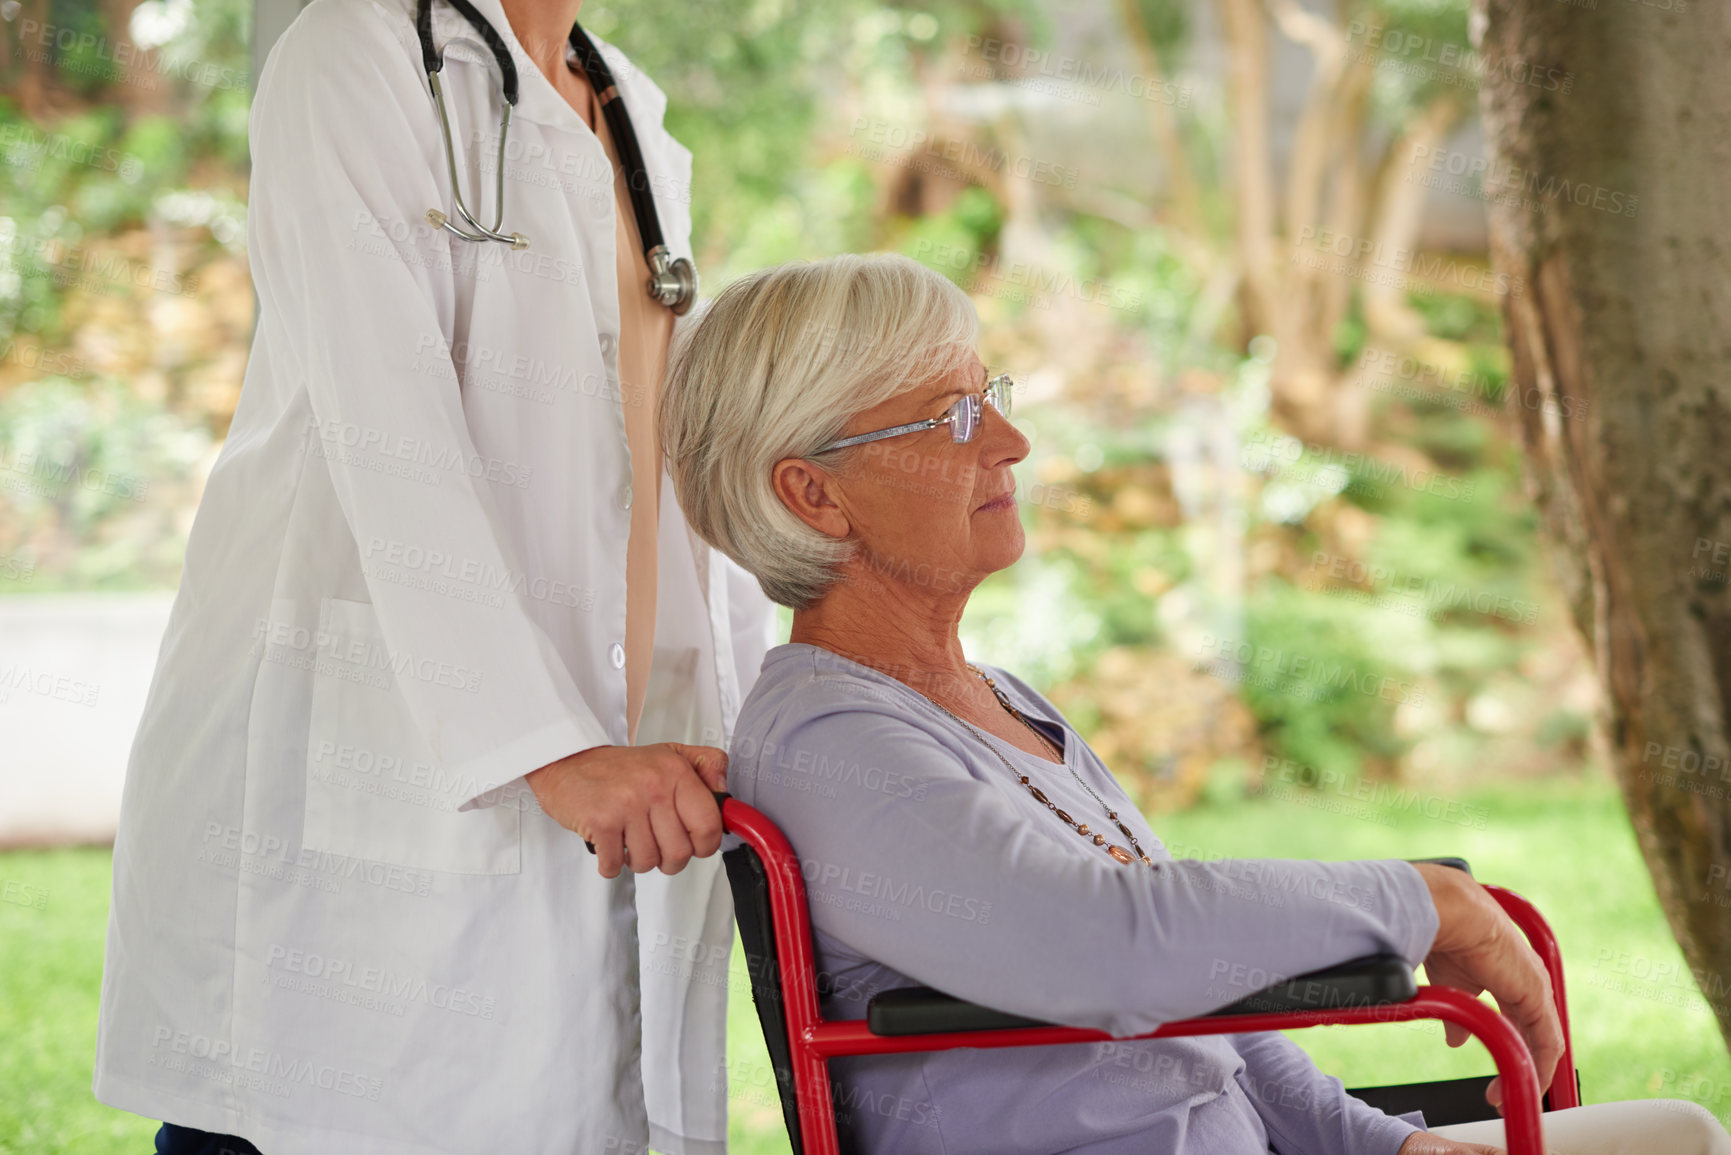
left=659, top=252, right=1731, bottom=1155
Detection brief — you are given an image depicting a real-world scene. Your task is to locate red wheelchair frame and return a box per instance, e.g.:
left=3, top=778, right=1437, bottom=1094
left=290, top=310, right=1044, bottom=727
left=718, top=793, right=1579, bottom=1155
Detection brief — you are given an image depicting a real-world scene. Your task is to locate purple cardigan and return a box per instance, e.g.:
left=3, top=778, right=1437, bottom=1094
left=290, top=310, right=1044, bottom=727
left=726, top=644, right=1440, bottom=1154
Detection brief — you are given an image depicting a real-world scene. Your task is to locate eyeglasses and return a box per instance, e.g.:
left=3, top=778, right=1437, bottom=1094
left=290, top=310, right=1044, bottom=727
left=813, top=374, right=1014, bottom=455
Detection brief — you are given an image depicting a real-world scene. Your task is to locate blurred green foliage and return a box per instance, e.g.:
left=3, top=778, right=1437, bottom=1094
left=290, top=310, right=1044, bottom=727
left=0, top=377, right=211, bottom=590
left=0, top=0, right=1588, bottom=789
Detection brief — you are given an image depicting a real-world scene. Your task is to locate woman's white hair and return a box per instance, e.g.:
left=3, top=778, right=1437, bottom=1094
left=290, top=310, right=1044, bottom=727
left=660, top=253, right=980, bottom=609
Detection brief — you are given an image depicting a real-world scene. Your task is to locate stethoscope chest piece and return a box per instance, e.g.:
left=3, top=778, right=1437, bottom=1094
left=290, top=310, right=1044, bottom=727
left=647, top=246, right=698, bottom=316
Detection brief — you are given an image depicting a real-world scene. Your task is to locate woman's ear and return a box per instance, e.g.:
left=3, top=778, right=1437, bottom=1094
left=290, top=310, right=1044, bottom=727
left=772, top=458, right=851, bottom=541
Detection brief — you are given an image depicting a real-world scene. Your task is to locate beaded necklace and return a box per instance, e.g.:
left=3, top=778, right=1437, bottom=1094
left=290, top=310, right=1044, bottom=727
left=918, top=663, right=1156, bottom=868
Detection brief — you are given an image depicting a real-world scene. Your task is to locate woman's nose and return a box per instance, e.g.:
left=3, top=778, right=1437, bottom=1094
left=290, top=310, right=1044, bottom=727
left=977, top=403, right=1030, bottom=468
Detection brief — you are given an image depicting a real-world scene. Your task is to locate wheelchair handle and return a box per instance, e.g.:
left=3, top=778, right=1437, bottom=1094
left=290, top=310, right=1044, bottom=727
left=582, top=790, right=732, bottom=855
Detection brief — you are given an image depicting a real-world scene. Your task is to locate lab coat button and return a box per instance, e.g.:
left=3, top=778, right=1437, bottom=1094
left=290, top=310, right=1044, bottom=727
left=619, top=485, right=633, bottom=510
left=598, top=333, right=616, bottom=356
left=609, top=642, right=625, bottom=669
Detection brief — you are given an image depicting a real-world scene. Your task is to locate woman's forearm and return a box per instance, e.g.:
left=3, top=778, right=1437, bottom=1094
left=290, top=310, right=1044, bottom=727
left=741, top=698, right=1441, bottom=1037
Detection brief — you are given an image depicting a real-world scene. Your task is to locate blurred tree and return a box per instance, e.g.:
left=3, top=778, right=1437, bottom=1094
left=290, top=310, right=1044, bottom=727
left=1124, top=0, right=1476, bottom=447
left=1475, top=0, right=1731, bottom=1054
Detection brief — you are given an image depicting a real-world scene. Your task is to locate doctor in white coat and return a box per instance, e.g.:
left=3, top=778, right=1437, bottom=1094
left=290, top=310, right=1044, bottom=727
left=92, top=0, right=774, bottom=1150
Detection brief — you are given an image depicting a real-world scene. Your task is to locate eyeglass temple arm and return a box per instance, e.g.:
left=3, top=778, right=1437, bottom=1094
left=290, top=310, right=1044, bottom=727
left=814, top=417, right=944, bottom=455
left=811, top=379, right=1008, bottom=456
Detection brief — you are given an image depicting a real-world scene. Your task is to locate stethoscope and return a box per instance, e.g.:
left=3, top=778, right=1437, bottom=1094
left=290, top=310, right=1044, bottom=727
left=413, top=0, right=698, bottom=314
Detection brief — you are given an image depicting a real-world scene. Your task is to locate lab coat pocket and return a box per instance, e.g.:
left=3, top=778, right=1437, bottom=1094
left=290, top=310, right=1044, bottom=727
left=302, top=596, right=521, bottom=875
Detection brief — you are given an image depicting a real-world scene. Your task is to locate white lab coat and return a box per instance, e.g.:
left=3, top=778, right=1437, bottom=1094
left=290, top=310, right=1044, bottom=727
left=92, top=0, right=775, bottom=1150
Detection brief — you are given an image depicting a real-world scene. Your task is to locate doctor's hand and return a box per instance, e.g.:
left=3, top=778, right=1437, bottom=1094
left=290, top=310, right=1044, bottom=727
left=1411, top=862, right=1564, bottom=1116
left=525, top=743, right=729, bottom=879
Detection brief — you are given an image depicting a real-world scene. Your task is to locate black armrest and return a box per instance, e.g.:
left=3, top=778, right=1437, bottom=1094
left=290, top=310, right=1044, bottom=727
left=866, top=952, right=1417, bottom=1036
left=1206, top=951, right=1416, bottom=1015
left=866, top=988, right=1051, bottom=1035
left=1408, top=856, right=1473, bottom=877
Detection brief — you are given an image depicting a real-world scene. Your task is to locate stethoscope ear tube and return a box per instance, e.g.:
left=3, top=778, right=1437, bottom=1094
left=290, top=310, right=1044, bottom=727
left=568, top=22, right=697, bottom=313
left=567, top=22, right=664, bottom=253
left=419, top=0, right=519, bottom=104
left=415, top=0, right=441, bottom=77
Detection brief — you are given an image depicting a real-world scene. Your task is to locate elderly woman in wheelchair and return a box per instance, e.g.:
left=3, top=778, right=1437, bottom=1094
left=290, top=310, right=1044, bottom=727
left=659, top=253, right=1731, bottom=1155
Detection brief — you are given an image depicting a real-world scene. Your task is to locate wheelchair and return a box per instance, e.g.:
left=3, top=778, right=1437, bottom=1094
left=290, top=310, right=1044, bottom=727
left=716, top=792, right=1581, bottom=1155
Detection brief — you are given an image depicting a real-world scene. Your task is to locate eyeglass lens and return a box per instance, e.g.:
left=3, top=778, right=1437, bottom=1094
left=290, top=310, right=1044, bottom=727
left=947, top=375, right=1013, bottom=443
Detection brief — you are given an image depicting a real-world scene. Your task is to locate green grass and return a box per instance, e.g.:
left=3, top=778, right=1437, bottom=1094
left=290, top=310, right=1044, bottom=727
left=6, top=773, right=1729, bottom=1155
left=1159, top=770, right=1731, bottom=1111
left=0, top=850, right=151, bottom=1153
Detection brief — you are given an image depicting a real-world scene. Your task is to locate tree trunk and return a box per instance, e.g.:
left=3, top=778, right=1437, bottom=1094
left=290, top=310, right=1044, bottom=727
left=5, top=0, right=57, bottom=121
left=1116, top=0, right=1204, bottom=238
left=1217, top=0, right=1278, bottom=343
left=1475, top=0, right=1731, bottom=1052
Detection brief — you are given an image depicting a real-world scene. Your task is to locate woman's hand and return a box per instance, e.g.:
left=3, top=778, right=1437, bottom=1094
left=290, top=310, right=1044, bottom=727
left=1411, top=863, right=1565, bottom=1113
left=1396, top=1131, right=1521, bottom=1154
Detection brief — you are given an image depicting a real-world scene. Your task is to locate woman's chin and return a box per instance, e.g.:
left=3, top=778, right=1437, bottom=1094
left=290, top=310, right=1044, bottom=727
left=980, top=525, right=1026, bottom=573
